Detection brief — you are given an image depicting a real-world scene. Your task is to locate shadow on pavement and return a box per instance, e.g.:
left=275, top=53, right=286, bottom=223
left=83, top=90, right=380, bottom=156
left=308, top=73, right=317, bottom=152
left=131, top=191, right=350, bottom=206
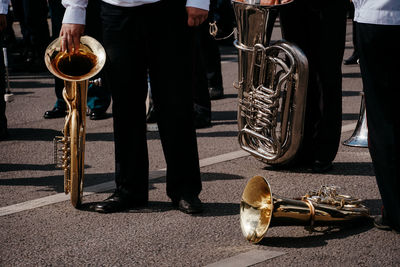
left=7, top=128, right=61, bottom=141
left=78, top=200, right=240, bottom=217
left=258, top=222, right=374, bottom=248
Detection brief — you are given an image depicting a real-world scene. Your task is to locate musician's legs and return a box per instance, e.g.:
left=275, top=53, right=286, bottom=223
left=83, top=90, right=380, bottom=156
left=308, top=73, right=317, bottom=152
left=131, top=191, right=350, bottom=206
left=279, top=0, right=347, bottom=169
left=312, top=1, right=347, bottom=163
left=101, top=3, right=149, bottom=203
left=357, top=23, right=400, bottom=231
left=147, top=0, right=202, bottom=201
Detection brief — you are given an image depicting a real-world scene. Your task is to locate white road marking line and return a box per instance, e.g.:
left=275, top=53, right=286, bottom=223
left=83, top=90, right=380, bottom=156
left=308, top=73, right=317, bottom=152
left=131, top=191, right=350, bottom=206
left=0, top=151, right=250, bottom=217
left=0, top=122, right=358, bottom=217
left=204, top=249, right=286, bottom=267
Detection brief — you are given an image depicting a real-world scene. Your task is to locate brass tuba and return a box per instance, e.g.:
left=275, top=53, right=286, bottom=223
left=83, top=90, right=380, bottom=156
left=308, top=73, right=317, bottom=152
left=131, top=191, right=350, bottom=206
left=240, top=176, right=371, bottom=243
left=233, top=0, right=308, bottom=166
left=45, top=36, right=106, bottom=208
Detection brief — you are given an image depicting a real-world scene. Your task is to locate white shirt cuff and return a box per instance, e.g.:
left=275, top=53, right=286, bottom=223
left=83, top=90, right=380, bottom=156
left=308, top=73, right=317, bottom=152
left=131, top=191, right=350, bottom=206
left=186, top=0, right=210, bottom=11
left=62, top=6, right=86, bottom=25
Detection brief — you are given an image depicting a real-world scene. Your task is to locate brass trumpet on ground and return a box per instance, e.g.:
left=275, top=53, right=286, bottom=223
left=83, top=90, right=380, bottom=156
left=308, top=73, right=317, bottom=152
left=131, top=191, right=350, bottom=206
left=240, top=176, right=371, bottom=243
left=44, top=36, right=106, bottom=208
left=233, top=0, right=309, bottom=166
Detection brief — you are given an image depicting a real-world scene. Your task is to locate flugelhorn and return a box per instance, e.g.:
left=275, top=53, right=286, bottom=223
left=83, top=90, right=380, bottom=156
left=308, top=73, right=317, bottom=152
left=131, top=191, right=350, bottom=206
left=240, top=176, right=371, bottom=243
left=45, top=36, right=106, bottom=208
left=233, top=0, right=308, bottom=166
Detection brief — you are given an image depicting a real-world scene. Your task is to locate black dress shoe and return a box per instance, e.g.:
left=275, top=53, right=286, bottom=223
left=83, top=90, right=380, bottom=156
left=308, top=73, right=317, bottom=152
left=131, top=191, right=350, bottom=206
left=209, top=86, right=224, bottom=100
left=172, top=196, right=203, bottom=214
left=89, top=110, right=107, bottom=120
left=374, top=215, right=400, bottom=233
left=344, top=53, right=359, bottom=65
left=312, top=160, right=333, bottom=173
left=94, top=191, right=148, bottom=213
left=43, top=107, right=66, bottom=119
left=374, top=215, right=392, bottom=231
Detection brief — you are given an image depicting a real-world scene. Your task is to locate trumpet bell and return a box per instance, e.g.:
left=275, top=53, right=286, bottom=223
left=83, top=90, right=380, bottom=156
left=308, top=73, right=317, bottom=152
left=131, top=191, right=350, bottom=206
left=44, top=36, right=106, bottom=82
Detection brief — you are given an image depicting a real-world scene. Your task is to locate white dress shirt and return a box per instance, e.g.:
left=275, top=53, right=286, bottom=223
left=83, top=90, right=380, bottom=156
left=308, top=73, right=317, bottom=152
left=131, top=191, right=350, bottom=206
left=353, top=0, right=400, bottom=25
left=0, top=0, right=9, bottom=14
left=62, top=0, right=210, bottom=25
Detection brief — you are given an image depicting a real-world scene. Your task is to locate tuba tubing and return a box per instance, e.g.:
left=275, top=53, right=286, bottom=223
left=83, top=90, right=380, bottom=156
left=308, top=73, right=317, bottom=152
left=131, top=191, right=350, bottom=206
left=45, top=36, right=106, bottom=208
left=233, top=0, right=308, bottom=166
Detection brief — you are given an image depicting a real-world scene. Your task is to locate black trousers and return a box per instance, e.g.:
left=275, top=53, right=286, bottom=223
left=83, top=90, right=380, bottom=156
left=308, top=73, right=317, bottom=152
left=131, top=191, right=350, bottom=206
left=100, top=1, right=201, bottom=201
left=10, top=0, right=50, bottom=58
left=357, top=23, right=400, bottom=229
left=279, top=0, right=347, bottom=163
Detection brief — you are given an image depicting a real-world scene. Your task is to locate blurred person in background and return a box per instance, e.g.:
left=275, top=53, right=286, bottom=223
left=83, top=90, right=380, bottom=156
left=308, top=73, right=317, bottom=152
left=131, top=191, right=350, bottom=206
left=44, top=0, right=110, bottom=120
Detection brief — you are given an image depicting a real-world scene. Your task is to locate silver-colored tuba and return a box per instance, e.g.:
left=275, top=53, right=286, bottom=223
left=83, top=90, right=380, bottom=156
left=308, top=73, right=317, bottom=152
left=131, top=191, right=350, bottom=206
left=233, top=0, right=308, bottom=165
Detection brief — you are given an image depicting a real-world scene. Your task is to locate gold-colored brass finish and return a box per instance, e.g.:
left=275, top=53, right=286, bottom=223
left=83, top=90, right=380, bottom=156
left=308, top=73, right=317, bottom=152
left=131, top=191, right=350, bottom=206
left=45, top=36, right=106, bottom=208
left=233, top=0, right=309, bottom=166
left=240, top=176, right=371, bottom=243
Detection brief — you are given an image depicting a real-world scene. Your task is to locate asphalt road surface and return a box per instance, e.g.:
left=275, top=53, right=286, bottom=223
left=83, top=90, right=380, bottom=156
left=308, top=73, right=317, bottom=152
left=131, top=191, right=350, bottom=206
left=1, top=20, right=399, bottom=266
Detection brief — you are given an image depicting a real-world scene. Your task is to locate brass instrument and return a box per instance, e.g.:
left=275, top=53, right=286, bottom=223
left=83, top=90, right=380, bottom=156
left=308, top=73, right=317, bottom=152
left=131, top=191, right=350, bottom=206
left=240, top=176, right=371, bottom=243
left=233, top=0, right=308, bottom=165
left=343, top=92, right=368, bottom=147
left=45, top=36, right=106, bottom=208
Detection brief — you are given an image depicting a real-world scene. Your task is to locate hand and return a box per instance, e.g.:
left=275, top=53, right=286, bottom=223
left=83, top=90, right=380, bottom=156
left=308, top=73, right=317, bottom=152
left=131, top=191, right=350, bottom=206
left=186, top=7, right=208, bottom=27
left=0, top=15, right=7, bottom=32
left=59, top=23, right=85, bottom=54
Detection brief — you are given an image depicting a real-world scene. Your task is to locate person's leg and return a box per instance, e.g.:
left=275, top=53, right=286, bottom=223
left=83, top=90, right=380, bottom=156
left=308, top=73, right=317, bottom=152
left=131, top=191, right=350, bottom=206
left=191, top=24, right=211, bottom=129
left=44, top=0, right=66, bottom=119
left=21, top=0, right=50, bottom=71
left=85, top=0, right=111, bottom=119
left=99, top=3, right=149, bottom=208
left=280, top=0, right=347, bottom=171
left=357, top=23, right=400, bottom=231
left=147, top=0, right=202, bottom=203
left=311, top=0, right=347, bottom=165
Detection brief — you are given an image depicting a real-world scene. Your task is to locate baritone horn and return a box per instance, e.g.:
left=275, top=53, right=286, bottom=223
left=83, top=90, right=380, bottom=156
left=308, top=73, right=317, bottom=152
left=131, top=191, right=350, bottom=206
left=44, top=36, right=106, bottom=208
left=233, top=0, right=308, bottom=166
left=240, top=176, right=371, bottom=243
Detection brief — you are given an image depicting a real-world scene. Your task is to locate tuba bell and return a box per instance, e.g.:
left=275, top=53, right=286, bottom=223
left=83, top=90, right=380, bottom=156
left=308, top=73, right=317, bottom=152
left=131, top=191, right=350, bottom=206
left=44, top=36, right=106, bottom=208
left=233, top=0, right=308, bottom=166
left=240, top=176, right=371, bottom=243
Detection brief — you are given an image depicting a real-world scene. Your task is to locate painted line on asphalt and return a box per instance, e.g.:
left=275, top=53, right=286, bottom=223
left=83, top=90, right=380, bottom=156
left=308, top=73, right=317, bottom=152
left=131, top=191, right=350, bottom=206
left=0, top=124, right=357, bottom=217
left=0, top=150, right=250, bottom=217
left=204, top=249, right=286, bottom=267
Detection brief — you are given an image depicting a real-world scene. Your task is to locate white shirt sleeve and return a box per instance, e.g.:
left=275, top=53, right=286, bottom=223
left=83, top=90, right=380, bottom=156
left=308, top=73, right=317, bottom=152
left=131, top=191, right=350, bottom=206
left=62, top=0, right=88, bottom=25
left=186, top=0, right=210, bottom=11
left=0, top=0, right=9, bottom=15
